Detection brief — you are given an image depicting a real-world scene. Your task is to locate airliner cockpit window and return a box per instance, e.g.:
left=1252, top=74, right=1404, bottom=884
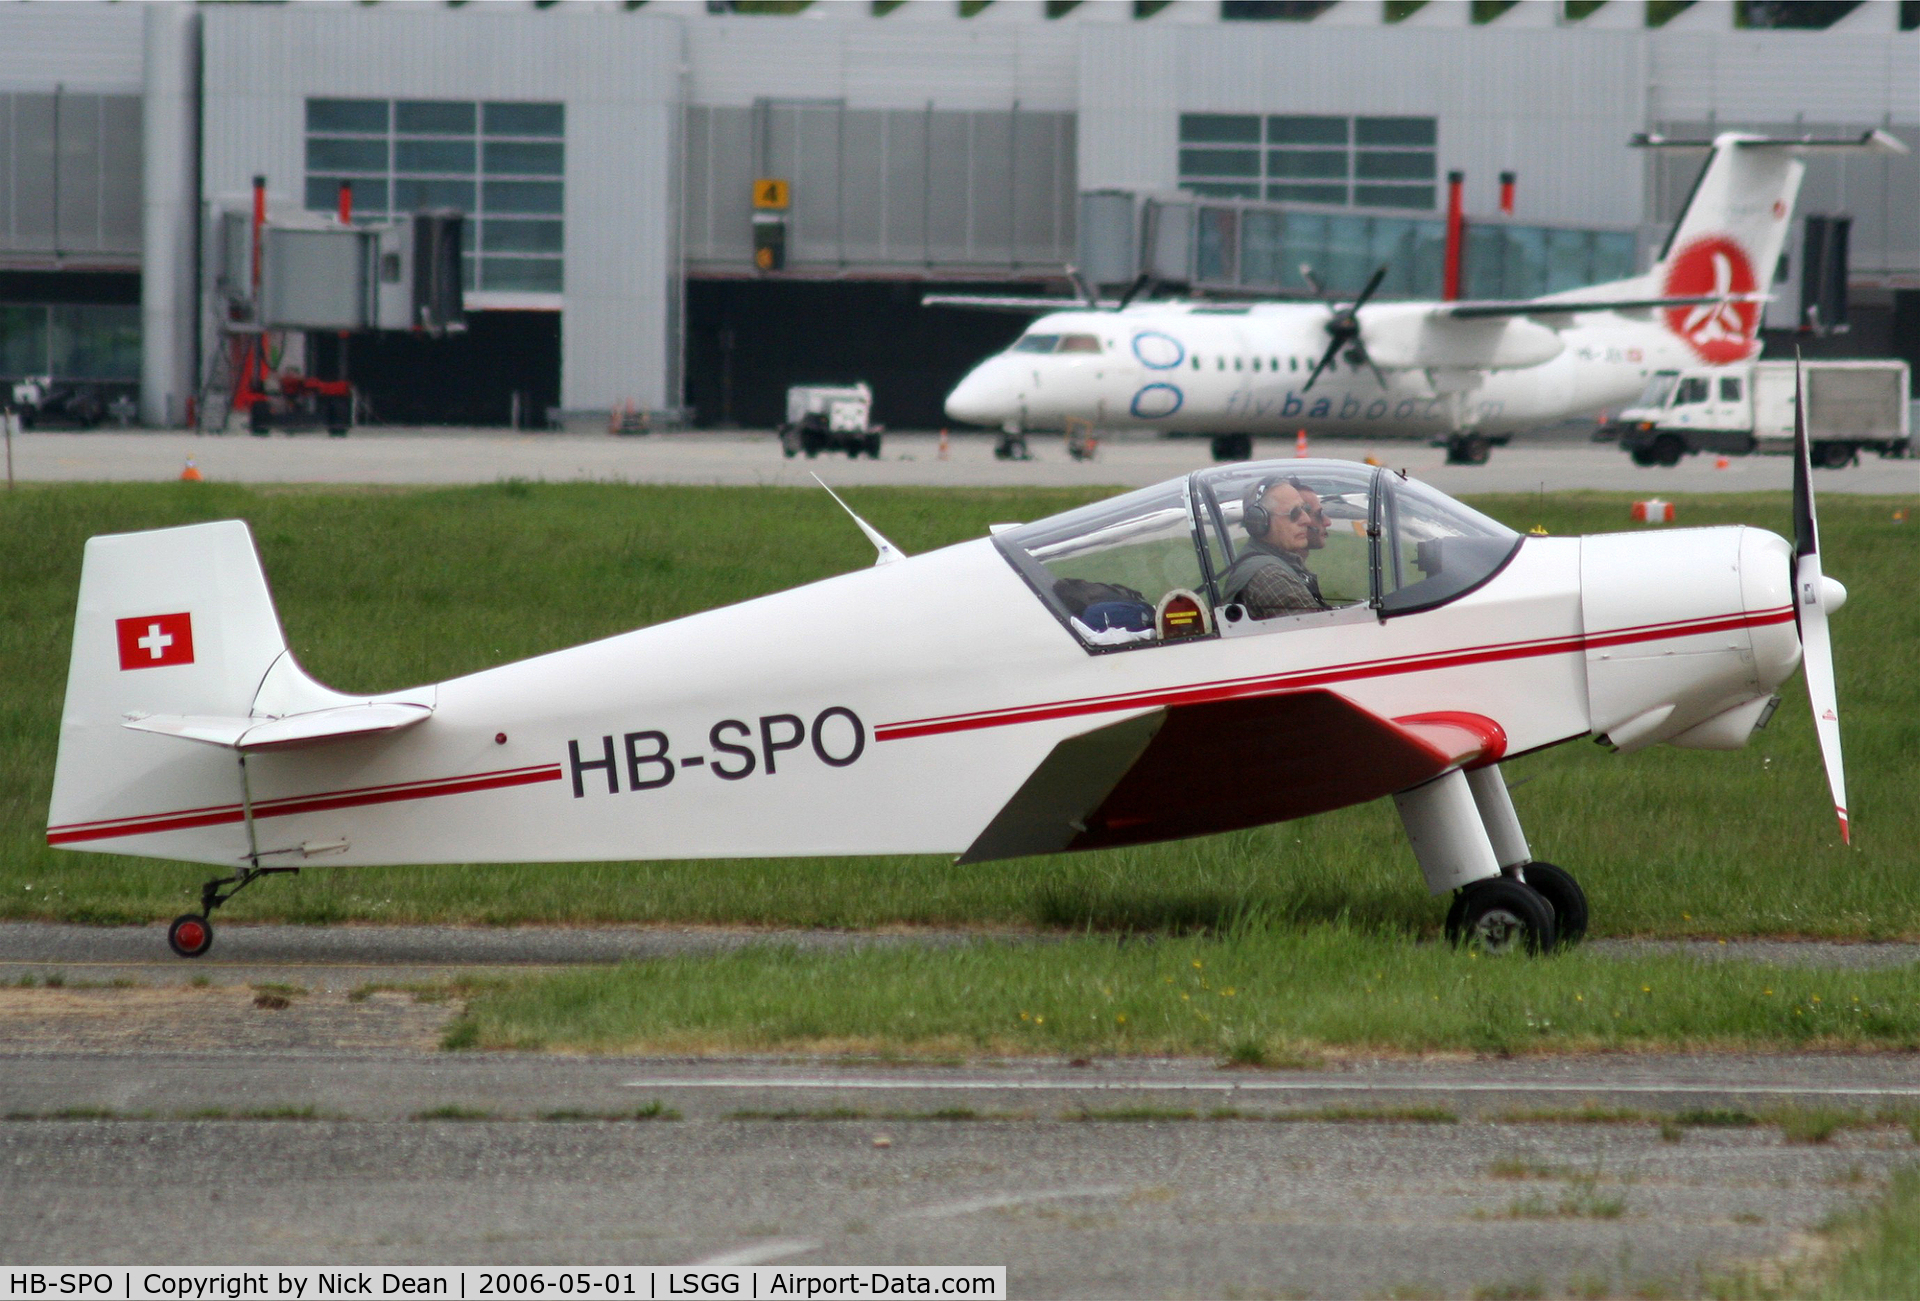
left=1012, top=334, right=1061, bottom=354
left=1194, top=462, right=1376, bottom=619
left=1057, top=334, right=1103, bottom=354
left=996, top=482, right=1213, bottom=651
left=1377, top=475, right=1521, bottom=614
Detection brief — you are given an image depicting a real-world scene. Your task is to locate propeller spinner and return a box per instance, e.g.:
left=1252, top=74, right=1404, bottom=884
left=1301, top=263, right=1390, bottom=392
left=1790, top=352, right=1851, bottom=843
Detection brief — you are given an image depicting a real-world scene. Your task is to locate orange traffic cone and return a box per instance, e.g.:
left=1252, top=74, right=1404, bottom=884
left=180, top=458, right=203, bottom=482
left=1294, top=428, right=1309, bottom=458
left=938, top=428, right=949, bottom=460
left=1714, top=456, right=1730, bottom=470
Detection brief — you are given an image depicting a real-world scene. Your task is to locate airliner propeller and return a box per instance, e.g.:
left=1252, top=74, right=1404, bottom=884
left=1789, top=353, right=1851, bottom=844
left=1301, top=263, right=1390, bottom=392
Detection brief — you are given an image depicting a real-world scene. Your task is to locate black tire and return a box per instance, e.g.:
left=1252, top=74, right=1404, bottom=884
left=1445, top=434, right=1490, bottom=466
left=249, top=400, right=271, bottom=436
left=167, top=913, right=214, bottom=959
left=864, top=433, right=882, bottom=459
left=1652, top=434, right=1685, bottom=467
left=1629, top=447, right=1658, bottom=467
left=1446, top=879, right=1555, bottom=956
left=1814, top=442, right=1855, bottom=470
left=1519, top=861, right=1588, bottom=948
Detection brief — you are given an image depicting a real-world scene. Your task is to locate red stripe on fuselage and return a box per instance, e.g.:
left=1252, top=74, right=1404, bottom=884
left=46, top=763, right=563, bottom=846
left=876, top=606, right=1794, bottom=742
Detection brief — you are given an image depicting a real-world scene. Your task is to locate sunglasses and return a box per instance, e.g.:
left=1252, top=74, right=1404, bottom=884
left=1286, top=504, right=1330, bottom=524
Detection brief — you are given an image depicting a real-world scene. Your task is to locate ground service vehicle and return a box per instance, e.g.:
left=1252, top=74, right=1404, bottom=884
left=1604, top=359, right=1909, bottom=467
left=780, top=383, right=883, bottom=459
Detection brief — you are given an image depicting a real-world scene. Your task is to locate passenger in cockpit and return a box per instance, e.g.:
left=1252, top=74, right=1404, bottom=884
left=1221, top=477, right=1331, bottom=618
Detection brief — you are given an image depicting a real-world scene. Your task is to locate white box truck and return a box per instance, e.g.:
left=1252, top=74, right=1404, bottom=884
left=1601, top=359, right=1910, bottom=468
left=779, top=383, right=883, bottom=459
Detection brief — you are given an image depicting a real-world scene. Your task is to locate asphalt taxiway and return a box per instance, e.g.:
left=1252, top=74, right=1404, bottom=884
left=12, top=427, right=1919, bottom=495
left=4, top=923, right=1919, bottom=1294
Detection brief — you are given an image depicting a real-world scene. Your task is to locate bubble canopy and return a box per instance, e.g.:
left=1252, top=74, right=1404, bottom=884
left=994, top=458, right=1522, bottom=653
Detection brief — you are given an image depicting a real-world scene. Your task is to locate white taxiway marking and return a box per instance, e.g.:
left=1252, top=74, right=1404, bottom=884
left=685, top=1238, right=822, bottom=1267
left=625, top=1076, right=1920, bottom=1099
left=894, top=1185, right=1133, bottom=1221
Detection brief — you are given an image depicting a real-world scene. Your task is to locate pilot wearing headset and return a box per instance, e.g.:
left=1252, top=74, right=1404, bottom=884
left=1220, top=476, right=1331, bottom=619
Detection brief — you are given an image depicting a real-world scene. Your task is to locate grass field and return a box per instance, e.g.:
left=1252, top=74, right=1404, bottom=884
left=3, top=479, right=1916, bottom=939
left=452, top=922, right=1920, bottom=1057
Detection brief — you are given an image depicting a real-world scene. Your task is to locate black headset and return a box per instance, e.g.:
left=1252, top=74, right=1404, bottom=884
left=1242, top=476, right=1308, bottom=540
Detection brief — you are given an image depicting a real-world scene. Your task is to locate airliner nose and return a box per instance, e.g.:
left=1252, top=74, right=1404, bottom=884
left=944, top=362, right=1015, bottom=428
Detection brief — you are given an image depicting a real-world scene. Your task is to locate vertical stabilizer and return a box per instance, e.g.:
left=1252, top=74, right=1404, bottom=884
left=47, top=520, right=289, bottom=861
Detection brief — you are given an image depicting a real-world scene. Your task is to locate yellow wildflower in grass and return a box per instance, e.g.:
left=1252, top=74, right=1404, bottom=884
left=1221, top=987, right=1236, bottom=997
left=1116, top=1014, right=1127, bottom=1026
left=1192, top=960, right=1203, bottom=970
left=1641, top=985, right=1651, bottom=993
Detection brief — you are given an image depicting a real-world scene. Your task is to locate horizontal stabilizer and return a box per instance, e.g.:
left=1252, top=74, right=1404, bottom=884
left=124, top=701, right=432, bottom=751
left=1632, top=129, right=1908, bottom=155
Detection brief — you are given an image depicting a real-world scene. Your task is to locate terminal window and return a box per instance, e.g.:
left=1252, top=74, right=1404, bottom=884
left=304, top=98, right=565, bottom=294
left=1179, top=114, right=1436, bottom=210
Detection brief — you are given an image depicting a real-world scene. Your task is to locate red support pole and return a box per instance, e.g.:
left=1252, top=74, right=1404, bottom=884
left=1498, top=170, right=1516, bottom=216
left=1443, top=170, right=1465, bottom=302
left=250, top=175, right=266, bottom=298
left=337, top=179, right=353, bottom=224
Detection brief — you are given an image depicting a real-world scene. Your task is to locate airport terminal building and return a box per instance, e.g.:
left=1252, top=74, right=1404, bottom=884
left=0, top=0, right=1914, bottom=430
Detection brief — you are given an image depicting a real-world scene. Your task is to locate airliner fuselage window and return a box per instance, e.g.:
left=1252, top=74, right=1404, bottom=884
left=1012, top=334, right=1061, bottom=354
left=1057, top=334, right=1103, bottom=354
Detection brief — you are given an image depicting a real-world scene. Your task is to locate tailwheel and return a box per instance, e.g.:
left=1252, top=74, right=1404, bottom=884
left=1445, top=878, right=1556, bottom=955
left=168, top=913, right=214, bottom=959
left=1518, top=861, right=1588, bottom=948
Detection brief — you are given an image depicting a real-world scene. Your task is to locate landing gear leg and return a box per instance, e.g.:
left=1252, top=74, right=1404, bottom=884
left=167, top=864, right=300, bottom=958
left=1450, top=764, right=1587, bottom=948
left=1396, top=769, right=1556, bottom=954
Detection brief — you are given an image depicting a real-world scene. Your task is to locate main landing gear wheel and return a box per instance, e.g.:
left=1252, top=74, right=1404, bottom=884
left=1445, top=878, right=1556, bottom=955
left=168, top=913, right=214, bottom=958
left=1445, top=434, right=1490, bottom=466
left=1519, top=861, right=1588, bottom=948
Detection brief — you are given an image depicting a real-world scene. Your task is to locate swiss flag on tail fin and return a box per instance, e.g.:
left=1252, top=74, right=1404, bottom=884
left=116, top=613, right=195, bottom=670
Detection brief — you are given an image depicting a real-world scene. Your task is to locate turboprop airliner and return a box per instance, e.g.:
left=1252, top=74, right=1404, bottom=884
left=937, top=131, right=1905, bottom=464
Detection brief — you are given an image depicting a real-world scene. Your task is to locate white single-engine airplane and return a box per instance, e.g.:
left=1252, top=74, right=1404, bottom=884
left=937, top=131, right=1904, bottom=464
left=49, top=369, right=1848, bottom=959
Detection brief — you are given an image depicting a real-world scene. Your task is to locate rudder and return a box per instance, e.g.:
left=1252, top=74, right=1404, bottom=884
left=48, top=520, right=289, bottom=862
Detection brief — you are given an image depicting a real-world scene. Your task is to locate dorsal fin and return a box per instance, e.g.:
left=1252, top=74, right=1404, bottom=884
left=810, top=474, right=906, bottom=566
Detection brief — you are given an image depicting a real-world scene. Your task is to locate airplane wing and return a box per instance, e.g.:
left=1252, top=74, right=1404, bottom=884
left=921, top=293, right=1098, bottom=313
left=123, top=701, right=433, bottom=751
left=1433, top=292, right=1766, bottom=321
left=959, top=689, right=1503, bottom=862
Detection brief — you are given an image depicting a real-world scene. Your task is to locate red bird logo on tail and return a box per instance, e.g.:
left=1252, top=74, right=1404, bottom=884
left=1663, top=236, right=1760, bottom=365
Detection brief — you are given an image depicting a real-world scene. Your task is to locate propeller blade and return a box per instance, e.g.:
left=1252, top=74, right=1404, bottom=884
left=1302, top=336, right=1343, bottom=393
left=1114, top=273, right=1153, bottom=311
left=1791, top=350, right=1849, bottom=844
left=1360, top=348, right=1389, bottom=390
left=1350, top=263, right=1390, bottom=312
